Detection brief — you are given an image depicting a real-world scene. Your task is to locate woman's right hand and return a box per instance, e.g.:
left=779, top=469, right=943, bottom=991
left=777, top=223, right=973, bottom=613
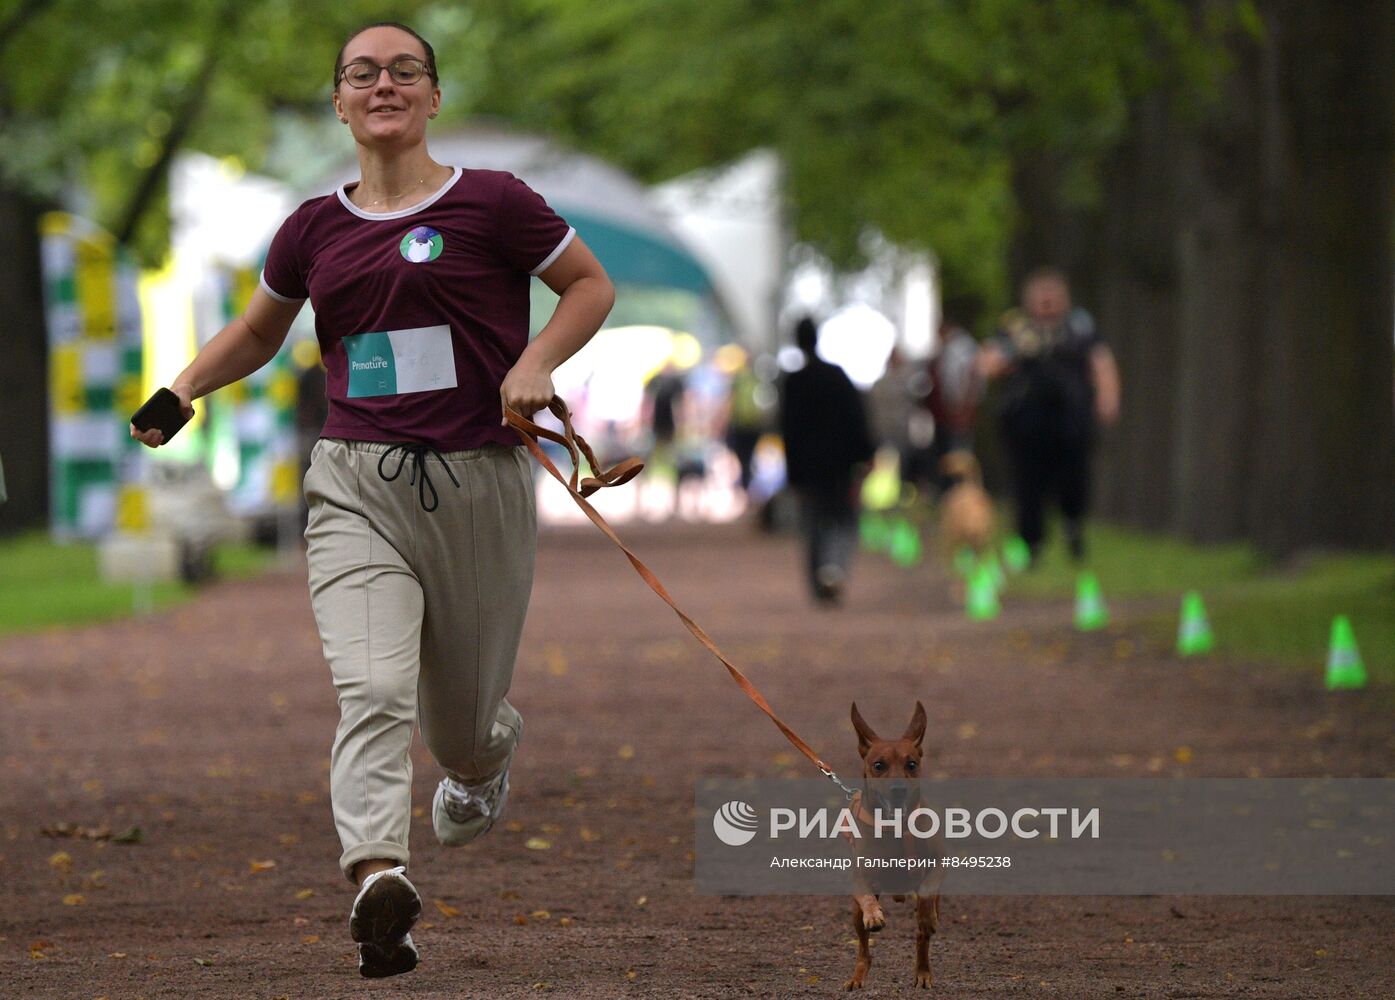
left=129, top=382, right=196, bottom=448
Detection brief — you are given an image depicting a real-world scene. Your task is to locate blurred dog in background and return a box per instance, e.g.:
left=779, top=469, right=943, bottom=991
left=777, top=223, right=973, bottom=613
left=937, top=450, right=994, bottom=557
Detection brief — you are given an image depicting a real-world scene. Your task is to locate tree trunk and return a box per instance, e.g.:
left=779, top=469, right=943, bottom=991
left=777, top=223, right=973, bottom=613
left=1245, top=0, right=1395, bottom=551
left=1093, top=92, right=1183, bottom=531
left=1068, top=0, right=1395, bottom=554
left=0, top=184, right=51, bottom=535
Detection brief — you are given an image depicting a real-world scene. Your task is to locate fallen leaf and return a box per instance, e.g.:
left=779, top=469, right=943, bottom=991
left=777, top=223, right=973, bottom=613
left=193, top=957, right=214, bottom=966
left=617, top=744, right=635, bottom=760
left=302, top=935, right=320, bottom=944
left=277, top=834, right=299, bottom=847
left=111, top=826, right=143, bottom=845
left=626, top=970, right=637, bottom=980
left=579, top=827, right=601, bottom=843
left=514, top=914, right=529, bottom=925
left=635, top=896, right=648, bottom=907
left=505, top=820, right=526, bottom=833
left=530, top=909, right=551, bottom=920
left=249, top=859, right=277, bottom=873
left=109, top=952, right=127, bottom=959
left=295, top=889, right=314, bottom=900
left=558, top=917, right=573, bottom=927
left=525, top=837, right=551, bottom=851
left=62, top=894, right=85, bottom=906
left=956, top=722, right=978, bottom=740
left=48, top=851, right=73, bottom=872
left=434, top=899, right=461, bottom=918
left=1174, top=747, right=1193, bottom=765
left=412, top=806, right=425, bottom=818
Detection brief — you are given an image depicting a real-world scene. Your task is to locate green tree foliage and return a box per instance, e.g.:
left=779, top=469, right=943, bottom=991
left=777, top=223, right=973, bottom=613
left=0, top=0, right=486, bottom=261
left=0, top=0, right=1245, bottom=293
left=471, top=0, right=1241, bottom=307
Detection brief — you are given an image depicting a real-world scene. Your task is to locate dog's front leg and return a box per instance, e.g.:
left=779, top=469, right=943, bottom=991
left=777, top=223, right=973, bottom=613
left=845, top=895, right=881, bottom=990
left=912, top=892, right=939, bottom=989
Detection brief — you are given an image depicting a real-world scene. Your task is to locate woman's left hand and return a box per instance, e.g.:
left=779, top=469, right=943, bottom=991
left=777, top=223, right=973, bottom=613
left=499, top=359, right=555, bottom=425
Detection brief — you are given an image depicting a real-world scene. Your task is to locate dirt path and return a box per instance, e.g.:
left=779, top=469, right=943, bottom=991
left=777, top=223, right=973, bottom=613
left=3, top=520, right=1393, bottom=998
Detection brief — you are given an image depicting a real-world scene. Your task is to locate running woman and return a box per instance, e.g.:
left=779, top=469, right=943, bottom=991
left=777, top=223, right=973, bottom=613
left=131, top=21, right=614, bottom=977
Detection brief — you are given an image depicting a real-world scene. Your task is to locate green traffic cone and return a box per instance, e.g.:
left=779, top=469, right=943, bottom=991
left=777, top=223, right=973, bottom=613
left=1325, top=615, right=1367, bottom=691
left=1003, top=536, right=1031, bottom=574
left=889, top=516, right=921, bottom=567
left=966, top=563, right=1000, bottom=621
left=1074, top=571, right=1108, bottom=631
left=860, top=511, right=887, bottom=552
left=985, top=550, right=1007, bottom=592
left=1176, top=590, right=1215, bottom=656
left=953, top=547, right=977, bottom=579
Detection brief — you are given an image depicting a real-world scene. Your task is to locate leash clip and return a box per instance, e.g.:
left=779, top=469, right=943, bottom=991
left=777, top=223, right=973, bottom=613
left=821, top=765, right=859, bottom=801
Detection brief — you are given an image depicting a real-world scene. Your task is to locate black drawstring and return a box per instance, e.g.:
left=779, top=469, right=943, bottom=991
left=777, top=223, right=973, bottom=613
left=376, top=443, right=460, bottom=512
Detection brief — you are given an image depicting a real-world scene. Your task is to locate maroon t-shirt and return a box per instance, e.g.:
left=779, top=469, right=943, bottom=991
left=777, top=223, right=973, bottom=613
left=261, top=167, right=574, bottom=450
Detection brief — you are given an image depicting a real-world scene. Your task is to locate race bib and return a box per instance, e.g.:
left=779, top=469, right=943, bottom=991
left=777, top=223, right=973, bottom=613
left=344, top=324, right=458, bottom=398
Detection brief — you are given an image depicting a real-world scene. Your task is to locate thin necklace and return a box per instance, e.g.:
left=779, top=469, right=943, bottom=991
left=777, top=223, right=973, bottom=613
left=357, top=176, right=430, bottom=209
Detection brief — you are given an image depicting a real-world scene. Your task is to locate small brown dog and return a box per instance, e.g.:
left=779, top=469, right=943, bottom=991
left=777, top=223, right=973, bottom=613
left=938, top=450, right=994, bottom=556
left=845, top=701, right=944, bottom=991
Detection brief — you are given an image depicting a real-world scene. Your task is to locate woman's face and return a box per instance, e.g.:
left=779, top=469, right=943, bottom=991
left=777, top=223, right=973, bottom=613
left=332, top=26, right=440, bottom=149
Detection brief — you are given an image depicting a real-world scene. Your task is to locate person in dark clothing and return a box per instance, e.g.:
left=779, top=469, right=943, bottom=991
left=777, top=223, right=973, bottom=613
left=645, top=364, right=685, bottom=451
left=979, top=268, right=1120, bottom=563
left=779, top=316, right=876, bottom=604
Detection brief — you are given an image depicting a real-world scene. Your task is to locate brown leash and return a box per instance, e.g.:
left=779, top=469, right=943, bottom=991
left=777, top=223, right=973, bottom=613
left=506, top=396, right=858, bottom=801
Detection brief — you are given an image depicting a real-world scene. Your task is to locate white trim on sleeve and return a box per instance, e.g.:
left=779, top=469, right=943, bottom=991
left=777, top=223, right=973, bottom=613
left=259, top=273, right=306, bottom=303
left=529, top=227, right=576, bottom=277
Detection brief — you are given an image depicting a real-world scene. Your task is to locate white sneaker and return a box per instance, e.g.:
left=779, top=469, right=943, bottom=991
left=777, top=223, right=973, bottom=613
left=349, top=865, right=421, bottom=978
left=433, top=751, right=514, bottom=847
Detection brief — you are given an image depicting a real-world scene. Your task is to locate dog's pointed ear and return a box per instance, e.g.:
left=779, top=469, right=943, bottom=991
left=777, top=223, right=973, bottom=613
left=902, top=700, right=928, bottom=749
left=851, top=702, right=878, bottom=758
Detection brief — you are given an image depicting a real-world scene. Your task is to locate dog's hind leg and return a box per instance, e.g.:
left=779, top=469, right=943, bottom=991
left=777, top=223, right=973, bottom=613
left=913, top=892, right=939, bottom=989
left=845, top=897, right=876, bottom=990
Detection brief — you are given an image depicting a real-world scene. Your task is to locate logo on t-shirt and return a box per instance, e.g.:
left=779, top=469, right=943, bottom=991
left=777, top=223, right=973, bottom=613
left=399, top=225, right=444, bottom=264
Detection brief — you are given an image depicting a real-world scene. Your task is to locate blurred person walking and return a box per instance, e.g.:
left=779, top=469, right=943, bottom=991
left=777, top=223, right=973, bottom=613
left=978, top=268, right=1119, bottom=563
left=778, top=316, right=875, bottom=604
left=925, top=301, right=985, bottom=494
left=722, top=350, right=769, bottom=494
left=868, top=348, right=919, bottom=482
left=131, top=21, right=614, bottom=977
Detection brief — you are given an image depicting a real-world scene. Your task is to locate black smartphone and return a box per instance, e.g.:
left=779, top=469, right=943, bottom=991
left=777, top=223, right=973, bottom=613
left=131, top=387, right=192, bottom=443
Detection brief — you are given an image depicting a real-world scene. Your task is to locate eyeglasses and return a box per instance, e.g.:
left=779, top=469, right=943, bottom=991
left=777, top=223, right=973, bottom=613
left=337, top=58, right=432, bottom=89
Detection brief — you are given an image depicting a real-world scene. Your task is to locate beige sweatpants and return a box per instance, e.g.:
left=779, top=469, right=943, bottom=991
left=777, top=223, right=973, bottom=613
left=303, top=438, right=536, bottom=881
